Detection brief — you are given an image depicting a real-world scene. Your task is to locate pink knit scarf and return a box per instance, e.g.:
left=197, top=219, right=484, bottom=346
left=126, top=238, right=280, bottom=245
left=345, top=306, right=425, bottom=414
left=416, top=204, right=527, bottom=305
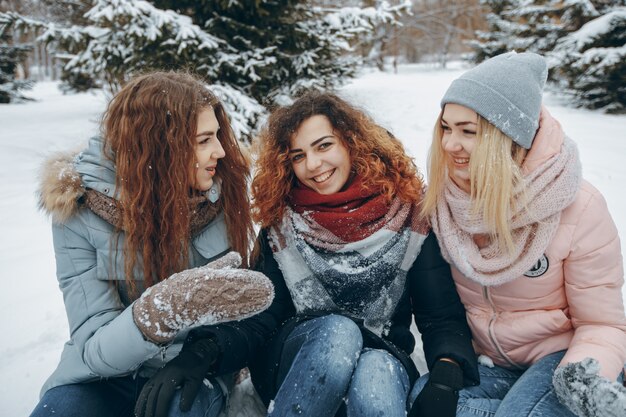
left=431, top=136, right=582, bottom=286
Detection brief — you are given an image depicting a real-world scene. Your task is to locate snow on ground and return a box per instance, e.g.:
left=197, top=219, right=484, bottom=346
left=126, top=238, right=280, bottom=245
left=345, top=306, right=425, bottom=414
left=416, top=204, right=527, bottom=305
left=1, top=63, right=625, bottom=416
left=0, top=83, right=107, bottom=416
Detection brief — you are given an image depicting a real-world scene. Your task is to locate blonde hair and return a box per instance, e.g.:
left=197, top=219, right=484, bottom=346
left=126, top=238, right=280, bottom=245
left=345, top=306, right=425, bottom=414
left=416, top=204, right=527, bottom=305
left=422, top=112, right=527, bottom=254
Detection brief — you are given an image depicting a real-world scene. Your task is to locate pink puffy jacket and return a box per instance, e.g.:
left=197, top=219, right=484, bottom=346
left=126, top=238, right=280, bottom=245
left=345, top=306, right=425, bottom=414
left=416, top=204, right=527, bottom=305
left=452, top=111, right=626, bottom=380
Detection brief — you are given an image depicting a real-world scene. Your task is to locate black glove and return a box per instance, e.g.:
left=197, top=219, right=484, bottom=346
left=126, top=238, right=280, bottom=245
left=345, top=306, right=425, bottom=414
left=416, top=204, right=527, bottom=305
left=409, top=359, right=463, bottom=417
left=134, top=338, right=220, bottom=417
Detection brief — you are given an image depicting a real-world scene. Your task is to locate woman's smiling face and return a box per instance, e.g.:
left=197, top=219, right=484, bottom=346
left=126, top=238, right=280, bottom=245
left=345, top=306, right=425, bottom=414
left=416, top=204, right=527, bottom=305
left=441, top=103, right=478, bottom=192
left=289, top=115, right=351, bottom=195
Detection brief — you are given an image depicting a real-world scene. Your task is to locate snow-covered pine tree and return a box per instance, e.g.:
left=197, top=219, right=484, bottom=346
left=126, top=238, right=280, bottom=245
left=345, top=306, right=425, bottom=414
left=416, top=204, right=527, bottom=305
left=551, top=5, right=626, bottom=112
left=153, top=0, right=350, bottom=106
left=2, top=0, right=267, bottom=138
left=284, top=2, right=408, bottom=104
left=506, top=1, right=571, bottom=53
left=468, top=0, right=522, bottom=62
left=35, top=0, right=95, bottom=90
left=0, top=0, right=407, bottom=138
left=152, top=0, right=408, bottom=105
left=0, top=18, right=32, bottom=103
left=469, top=0, right=601, bottom=62
left=468, top=1, right=625, bottom=113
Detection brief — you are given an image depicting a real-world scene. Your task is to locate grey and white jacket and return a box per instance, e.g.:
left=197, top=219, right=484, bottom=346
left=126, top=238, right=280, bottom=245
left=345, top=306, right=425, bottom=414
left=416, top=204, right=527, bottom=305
left=37, top=136, right=230, bottom=396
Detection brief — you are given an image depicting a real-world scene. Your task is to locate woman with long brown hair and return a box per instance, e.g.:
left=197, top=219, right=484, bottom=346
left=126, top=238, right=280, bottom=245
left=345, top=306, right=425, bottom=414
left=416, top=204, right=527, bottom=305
left=30, top=71, right=280, bottom=417
left=248, top=91, right=479, bottom=417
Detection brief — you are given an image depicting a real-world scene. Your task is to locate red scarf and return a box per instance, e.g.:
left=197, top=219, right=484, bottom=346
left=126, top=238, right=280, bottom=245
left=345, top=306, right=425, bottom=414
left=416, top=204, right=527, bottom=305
left=289, top=176, right=391, bottom=242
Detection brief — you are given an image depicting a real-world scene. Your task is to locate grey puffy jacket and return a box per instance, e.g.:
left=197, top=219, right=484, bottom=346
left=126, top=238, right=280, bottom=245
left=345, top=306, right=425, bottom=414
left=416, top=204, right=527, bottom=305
left=37, top=137, right=230, bottom=396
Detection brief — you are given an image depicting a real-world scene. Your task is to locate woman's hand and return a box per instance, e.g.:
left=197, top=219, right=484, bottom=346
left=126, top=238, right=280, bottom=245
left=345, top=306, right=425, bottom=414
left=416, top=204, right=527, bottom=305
left=553, top=358, right=626, bottom=417
left=409, top=359, right=463, bottom=417
left=134, top=339, right=219, bottom=417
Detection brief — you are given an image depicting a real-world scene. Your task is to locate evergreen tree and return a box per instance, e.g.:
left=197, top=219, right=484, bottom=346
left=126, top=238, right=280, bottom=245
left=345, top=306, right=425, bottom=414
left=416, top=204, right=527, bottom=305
left=151, top=0, right=406, bottom=104
left=1, top=0, right=405, bottom=139
left=152, top=0, right=352, bottom=106
left=0, top=19, right=32, bottom=103
left=468, top=0, right=625, bottom=112
left=2, top=0, right=269, bottom=137
left=469, top=0, right=600, bottom=62
left=551, top=7, right=626, bottom=112
left=468, top=0, right=522, bottom=62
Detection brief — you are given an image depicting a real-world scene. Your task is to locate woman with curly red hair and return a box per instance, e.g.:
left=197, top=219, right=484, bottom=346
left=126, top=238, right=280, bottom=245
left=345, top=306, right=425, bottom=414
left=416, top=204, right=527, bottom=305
left=30, top=71, right=280, bottom=417
left=249, top=91, right=479, bottom=417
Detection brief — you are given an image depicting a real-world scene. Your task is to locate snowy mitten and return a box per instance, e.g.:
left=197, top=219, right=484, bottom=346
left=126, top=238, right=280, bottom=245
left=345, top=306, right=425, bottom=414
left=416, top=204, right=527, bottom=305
left=204, top=251, right=242, bottom=270
left=553, top=358, right=626, bottom=417
left=133, top=263, right=274, bottom=344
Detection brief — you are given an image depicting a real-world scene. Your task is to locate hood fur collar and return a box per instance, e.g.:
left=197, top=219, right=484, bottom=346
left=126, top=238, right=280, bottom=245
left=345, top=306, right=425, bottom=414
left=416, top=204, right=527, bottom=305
left=38, top=151, right=85, bottom=224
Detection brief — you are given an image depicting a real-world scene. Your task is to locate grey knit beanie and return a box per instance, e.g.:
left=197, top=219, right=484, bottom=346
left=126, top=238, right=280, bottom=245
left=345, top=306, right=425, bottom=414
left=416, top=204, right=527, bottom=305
left=441, top=52, right=548, bottom=149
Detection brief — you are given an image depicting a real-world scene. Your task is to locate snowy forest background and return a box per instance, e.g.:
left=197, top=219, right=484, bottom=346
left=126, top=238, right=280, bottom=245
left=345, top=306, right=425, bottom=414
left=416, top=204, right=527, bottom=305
left=2, top=0, right=625, bottom=124
left=1, top=1, right=625, bottom=416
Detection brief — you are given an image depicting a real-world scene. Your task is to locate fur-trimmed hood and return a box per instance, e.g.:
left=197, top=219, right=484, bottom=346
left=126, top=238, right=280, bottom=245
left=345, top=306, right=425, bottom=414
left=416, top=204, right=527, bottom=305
left=38, top=136, right=117, bottom=224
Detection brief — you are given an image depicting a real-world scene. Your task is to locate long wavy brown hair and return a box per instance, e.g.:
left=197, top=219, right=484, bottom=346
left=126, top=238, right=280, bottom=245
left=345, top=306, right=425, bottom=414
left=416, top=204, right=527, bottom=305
left=252, top=91, right=424, bottom=228
left=102, top=71, right=254, bottom=294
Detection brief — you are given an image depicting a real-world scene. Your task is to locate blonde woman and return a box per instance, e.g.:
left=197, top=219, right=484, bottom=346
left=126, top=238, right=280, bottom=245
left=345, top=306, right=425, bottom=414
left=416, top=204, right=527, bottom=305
left=411, top=52, right=626, bottom=417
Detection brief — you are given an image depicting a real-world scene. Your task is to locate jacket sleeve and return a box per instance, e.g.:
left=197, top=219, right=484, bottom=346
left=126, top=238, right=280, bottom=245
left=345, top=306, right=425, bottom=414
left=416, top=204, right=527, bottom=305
left=561, top=186, right=626, bottom=380
left=52, top=212, right=161, bottom=378
left=185, top=229, right=295, bottom=375
left=410, top=232, right=479, bottom=386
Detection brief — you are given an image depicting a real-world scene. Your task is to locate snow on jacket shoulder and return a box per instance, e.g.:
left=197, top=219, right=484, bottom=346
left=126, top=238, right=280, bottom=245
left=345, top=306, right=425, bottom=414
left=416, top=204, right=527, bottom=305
left=453, top=179, right=626, bottom=380
left=36, top=137, right=230, bottom=396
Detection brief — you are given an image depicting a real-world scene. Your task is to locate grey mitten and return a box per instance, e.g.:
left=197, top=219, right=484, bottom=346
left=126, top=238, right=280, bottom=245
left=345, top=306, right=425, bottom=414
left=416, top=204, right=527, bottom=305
left=133, top=251, right=274, bottom=344
left=553, top=358, right=626, bottom=417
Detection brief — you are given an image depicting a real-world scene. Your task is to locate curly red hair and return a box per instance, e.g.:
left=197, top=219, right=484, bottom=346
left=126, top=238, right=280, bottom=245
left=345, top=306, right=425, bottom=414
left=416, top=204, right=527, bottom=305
left=252, top=91, right=424, bottom=228
left=102, top=71, right=254, bottom=293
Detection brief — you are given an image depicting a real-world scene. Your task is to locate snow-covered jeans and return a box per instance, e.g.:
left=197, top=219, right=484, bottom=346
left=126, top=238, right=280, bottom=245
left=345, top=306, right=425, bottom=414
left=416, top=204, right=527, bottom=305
left=410, top=350, right=580, bottom=417
left=268, top=314, right=410, bottom=417
left=29, top=374, right=225, bottom=417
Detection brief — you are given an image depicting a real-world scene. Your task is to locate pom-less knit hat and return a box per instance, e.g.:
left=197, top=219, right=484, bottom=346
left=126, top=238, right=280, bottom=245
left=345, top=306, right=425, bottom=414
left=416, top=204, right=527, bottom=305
left=441, top=52, right=548, bottom=149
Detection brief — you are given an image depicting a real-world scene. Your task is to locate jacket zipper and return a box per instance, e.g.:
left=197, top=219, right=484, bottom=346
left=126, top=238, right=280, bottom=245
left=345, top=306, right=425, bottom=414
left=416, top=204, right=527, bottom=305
left=482, top=286, right=523, bottom=369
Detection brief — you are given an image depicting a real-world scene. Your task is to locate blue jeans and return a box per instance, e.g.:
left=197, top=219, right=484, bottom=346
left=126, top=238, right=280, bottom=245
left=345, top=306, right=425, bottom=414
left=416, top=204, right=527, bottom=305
left=30, top=374, right=225, bottom=417
left=269, top=314, right=410, bottom=417
left=410, top=350, right=576, bottom=417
